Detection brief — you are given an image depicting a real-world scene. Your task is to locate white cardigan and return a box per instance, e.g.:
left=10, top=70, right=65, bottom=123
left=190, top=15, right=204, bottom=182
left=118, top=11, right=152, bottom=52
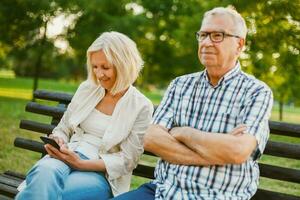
left=43, top=81, right=152, bottom=196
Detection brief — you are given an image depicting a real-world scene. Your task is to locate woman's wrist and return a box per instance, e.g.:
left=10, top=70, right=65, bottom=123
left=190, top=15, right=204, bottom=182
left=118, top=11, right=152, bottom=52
left=75, top=159, right=86, bottom=170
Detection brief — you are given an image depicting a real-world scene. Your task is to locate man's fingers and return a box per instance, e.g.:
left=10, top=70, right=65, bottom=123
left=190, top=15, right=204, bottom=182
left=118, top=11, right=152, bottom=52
left=169, top=127, right=181, bottom=135
left=230, top=124, right=247, bottom=135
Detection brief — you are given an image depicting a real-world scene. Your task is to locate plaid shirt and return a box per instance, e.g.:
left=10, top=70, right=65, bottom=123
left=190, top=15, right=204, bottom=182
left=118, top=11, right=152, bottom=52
left=152, top=62, right=273, bottom=200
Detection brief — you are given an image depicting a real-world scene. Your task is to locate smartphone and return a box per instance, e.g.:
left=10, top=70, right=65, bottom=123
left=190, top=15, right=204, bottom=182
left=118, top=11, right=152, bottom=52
left=40, top=136, right=60, bottom=150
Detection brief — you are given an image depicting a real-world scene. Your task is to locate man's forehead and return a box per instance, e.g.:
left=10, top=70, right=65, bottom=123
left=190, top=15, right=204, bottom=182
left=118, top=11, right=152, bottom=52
left=200, top=15, right=234, bottom=32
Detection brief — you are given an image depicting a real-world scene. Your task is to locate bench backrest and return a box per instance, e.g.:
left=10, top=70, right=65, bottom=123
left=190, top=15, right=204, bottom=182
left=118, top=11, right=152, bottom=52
left=15, top=90, right=300, bottom=200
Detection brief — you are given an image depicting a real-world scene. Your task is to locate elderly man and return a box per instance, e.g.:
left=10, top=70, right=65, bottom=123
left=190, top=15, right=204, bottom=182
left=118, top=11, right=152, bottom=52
left=113, top=6, right=273, bottom=200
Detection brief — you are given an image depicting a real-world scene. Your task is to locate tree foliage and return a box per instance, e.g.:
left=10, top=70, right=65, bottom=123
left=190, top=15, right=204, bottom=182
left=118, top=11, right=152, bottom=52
left=0, top=0, right=299, bottom=107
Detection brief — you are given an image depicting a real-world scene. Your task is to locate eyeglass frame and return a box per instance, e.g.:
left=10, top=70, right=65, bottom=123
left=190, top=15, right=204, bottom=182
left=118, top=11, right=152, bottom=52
left=195, top=31, right=241, bottom=43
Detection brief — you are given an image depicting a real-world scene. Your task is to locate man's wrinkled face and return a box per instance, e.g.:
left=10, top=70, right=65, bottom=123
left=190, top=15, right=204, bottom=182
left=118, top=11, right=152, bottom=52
left=198, top=15, right=241, bottom=70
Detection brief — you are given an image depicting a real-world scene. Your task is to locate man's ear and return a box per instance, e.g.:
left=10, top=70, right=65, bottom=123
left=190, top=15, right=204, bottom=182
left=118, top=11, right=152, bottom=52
left=238, top=38, right=245, bottom=53
left=237, top=38, right=245, bottom=55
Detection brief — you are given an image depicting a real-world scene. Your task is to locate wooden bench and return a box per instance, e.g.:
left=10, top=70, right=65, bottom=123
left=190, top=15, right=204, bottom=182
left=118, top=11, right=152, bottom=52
left=0, top=90, right=299, bottom=200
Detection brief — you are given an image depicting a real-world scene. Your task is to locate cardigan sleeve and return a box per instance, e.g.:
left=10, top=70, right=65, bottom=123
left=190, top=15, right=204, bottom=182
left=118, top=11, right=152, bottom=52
left=100, top=102, right=154, bottom=180
left=51, top=81, right=91, bottom=143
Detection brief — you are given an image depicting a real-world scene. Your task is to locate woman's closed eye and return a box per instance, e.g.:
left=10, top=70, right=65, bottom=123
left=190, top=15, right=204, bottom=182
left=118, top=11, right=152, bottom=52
left=102, top=65, right=109, bottom=70
left=92, top=65, right=109, bottom=70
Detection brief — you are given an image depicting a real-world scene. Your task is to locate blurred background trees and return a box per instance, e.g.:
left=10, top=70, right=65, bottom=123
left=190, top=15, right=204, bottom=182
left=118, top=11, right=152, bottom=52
left=0, top=0, right=299, bottom=118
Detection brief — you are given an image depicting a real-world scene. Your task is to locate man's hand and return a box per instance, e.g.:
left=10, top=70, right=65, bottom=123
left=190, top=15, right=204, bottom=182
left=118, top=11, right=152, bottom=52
left=143, top=125, right=210, bottom=165
left=170, top=124, right=247, bottom=140
left=45, top=144, right=83, bottom=170
left=168, top=124, right=256, bottom=165
left=169, top=126, right=190, bottom=141
left=229, top=124, right=247, bottom=136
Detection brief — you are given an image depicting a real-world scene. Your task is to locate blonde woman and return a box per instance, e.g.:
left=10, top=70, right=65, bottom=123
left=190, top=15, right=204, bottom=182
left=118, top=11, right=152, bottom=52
left=16, top=31, right=153, bottom=200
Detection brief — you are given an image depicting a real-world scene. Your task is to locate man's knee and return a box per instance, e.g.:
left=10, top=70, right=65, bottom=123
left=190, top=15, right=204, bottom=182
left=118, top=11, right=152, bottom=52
left=112, top=182, right=156, bottom=200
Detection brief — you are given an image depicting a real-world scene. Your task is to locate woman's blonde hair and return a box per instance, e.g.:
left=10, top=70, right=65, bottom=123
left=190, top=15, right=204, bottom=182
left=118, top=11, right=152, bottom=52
left=86, top=31, right=144, bottom=95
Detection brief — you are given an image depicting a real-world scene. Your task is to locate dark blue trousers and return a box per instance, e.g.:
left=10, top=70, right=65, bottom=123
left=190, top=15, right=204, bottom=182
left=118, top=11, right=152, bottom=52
left=112, top=182, right=156, bottom=200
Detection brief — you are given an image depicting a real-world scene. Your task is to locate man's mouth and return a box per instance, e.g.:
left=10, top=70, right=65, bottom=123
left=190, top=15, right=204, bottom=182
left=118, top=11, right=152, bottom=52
left=201, top=52, right=215, bottom=54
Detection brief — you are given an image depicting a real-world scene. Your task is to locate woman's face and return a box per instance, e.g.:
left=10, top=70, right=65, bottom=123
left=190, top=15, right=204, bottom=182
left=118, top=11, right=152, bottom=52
left=90, top=50, right=117, bottom=91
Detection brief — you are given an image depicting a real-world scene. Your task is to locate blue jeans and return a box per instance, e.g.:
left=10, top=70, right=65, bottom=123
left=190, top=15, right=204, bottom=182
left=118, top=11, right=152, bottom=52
left=112, top=182, right=156, bottom=200
left=16, top=152, right=112, bottom=200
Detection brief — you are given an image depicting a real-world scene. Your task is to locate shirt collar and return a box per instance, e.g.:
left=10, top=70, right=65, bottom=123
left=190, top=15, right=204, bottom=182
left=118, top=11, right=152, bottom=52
left=203, top=61, right=241, bottom=88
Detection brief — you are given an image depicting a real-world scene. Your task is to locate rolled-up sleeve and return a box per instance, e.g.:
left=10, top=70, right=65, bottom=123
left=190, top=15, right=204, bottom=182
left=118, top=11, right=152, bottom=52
left=100, top=103, right=153, bottom=180
left=241, top=85, right=273, bottom=160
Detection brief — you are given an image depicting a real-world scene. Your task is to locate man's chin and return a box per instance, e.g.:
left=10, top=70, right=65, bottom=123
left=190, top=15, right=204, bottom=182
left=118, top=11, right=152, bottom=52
left=200, top=60, right=216, bottom=67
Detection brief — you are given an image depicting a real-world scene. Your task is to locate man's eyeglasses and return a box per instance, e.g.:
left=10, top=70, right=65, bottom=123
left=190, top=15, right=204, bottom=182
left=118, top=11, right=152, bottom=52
left=195, top=31, right=240, bottom=43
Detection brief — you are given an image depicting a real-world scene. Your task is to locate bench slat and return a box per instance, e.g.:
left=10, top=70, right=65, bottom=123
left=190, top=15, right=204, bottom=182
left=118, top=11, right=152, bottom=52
left=1, top=174, right=23, bottom=184
left=0, top=184, right=18, bottom=198
left=0, top=194, right=14, bottom=200
left=0, top=175, right=22, bottom=188
left=269, top=121, right=300, bottom=138
left=14, top=137, right=46, bottom=154
left=264, top=140, right=300, bottom=159
left=132, top=163, right=300, bottom=184
left=34, top=90, right=72, bottom=104
left=259, top=163, right=300, bottom=183
left=26, top=102, right=65, bottom=118
left=133, top=164, right=155, bottom=179
left=144, top=151, right=155, bottom=156
left=20, top=120, right=55, bottom=134
left=253, top=189, right=300, bottom=200
left=4, top=171, right=25, bottom=180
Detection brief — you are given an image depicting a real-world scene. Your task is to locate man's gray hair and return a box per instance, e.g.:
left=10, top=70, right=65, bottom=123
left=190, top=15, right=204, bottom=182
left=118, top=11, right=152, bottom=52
left=203, top=6, right=247, bottom=39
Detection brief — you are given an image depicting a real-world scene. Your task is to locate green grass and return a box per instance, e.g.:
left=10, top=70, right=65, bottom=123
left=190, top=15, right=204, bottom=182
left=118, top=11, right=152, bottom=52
left=0, top=76, right=300, bottom=194
left=271, top=105, right=300, bottom=123
left=0, top=97, right=42, bottom=174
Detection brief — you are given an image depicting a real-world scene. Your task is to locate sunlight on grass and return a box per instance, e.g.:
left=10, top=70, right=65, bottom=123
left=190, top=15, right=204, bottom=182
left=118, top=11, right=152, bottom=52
left=0, top=88, right=32, bottom=100
left=0, top=70, right=15, bottom=78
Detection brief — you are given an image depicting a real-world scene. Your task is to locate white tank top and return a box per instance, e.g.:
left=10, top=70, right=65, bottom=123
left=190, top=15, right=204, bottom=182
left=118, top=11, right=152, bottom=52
left=69, top=108, right=112, bottom=159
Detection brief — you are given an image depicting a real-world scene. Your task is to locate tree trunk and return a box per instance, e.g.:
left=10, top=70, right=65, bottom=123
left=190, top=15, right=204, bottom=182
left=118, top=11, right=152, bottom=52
left=279, top=99, right=283, bottom=121
left=32, top=20, right=48, bottom=101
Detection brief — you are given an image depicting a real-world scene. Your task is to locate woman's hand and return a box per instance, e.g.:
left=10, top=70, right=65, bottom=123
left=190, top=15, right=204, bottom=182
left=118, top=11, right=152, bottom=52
left=48, top=134, right=66, bottom=147
left=45, top=144, right=83, bottom=170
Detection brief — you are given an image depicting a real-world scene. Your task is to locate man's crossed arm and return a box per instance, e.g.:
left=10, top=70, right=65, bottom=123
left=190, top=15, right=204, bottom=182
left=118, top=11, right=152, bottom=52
left=143, top=124, right=257, bottom=166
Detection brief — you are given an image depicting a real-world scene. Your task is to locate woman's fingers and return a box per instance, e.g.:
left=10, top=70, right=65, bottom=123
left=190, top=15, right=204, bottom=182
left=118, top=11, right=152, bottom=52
left=45, top=144, right=59, bottom=159
left=59, top=146, right=70, bottom=154
left=57, top=138, right=65, bottom=147
left=49, top=134, right=65, bottom=147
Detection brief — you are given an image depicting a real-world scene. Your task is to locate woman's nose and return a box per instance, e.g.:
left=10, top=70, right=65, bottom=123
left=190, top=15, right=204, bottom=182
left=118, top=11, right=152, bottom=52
left=94, top=68, right=104, bottom=77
